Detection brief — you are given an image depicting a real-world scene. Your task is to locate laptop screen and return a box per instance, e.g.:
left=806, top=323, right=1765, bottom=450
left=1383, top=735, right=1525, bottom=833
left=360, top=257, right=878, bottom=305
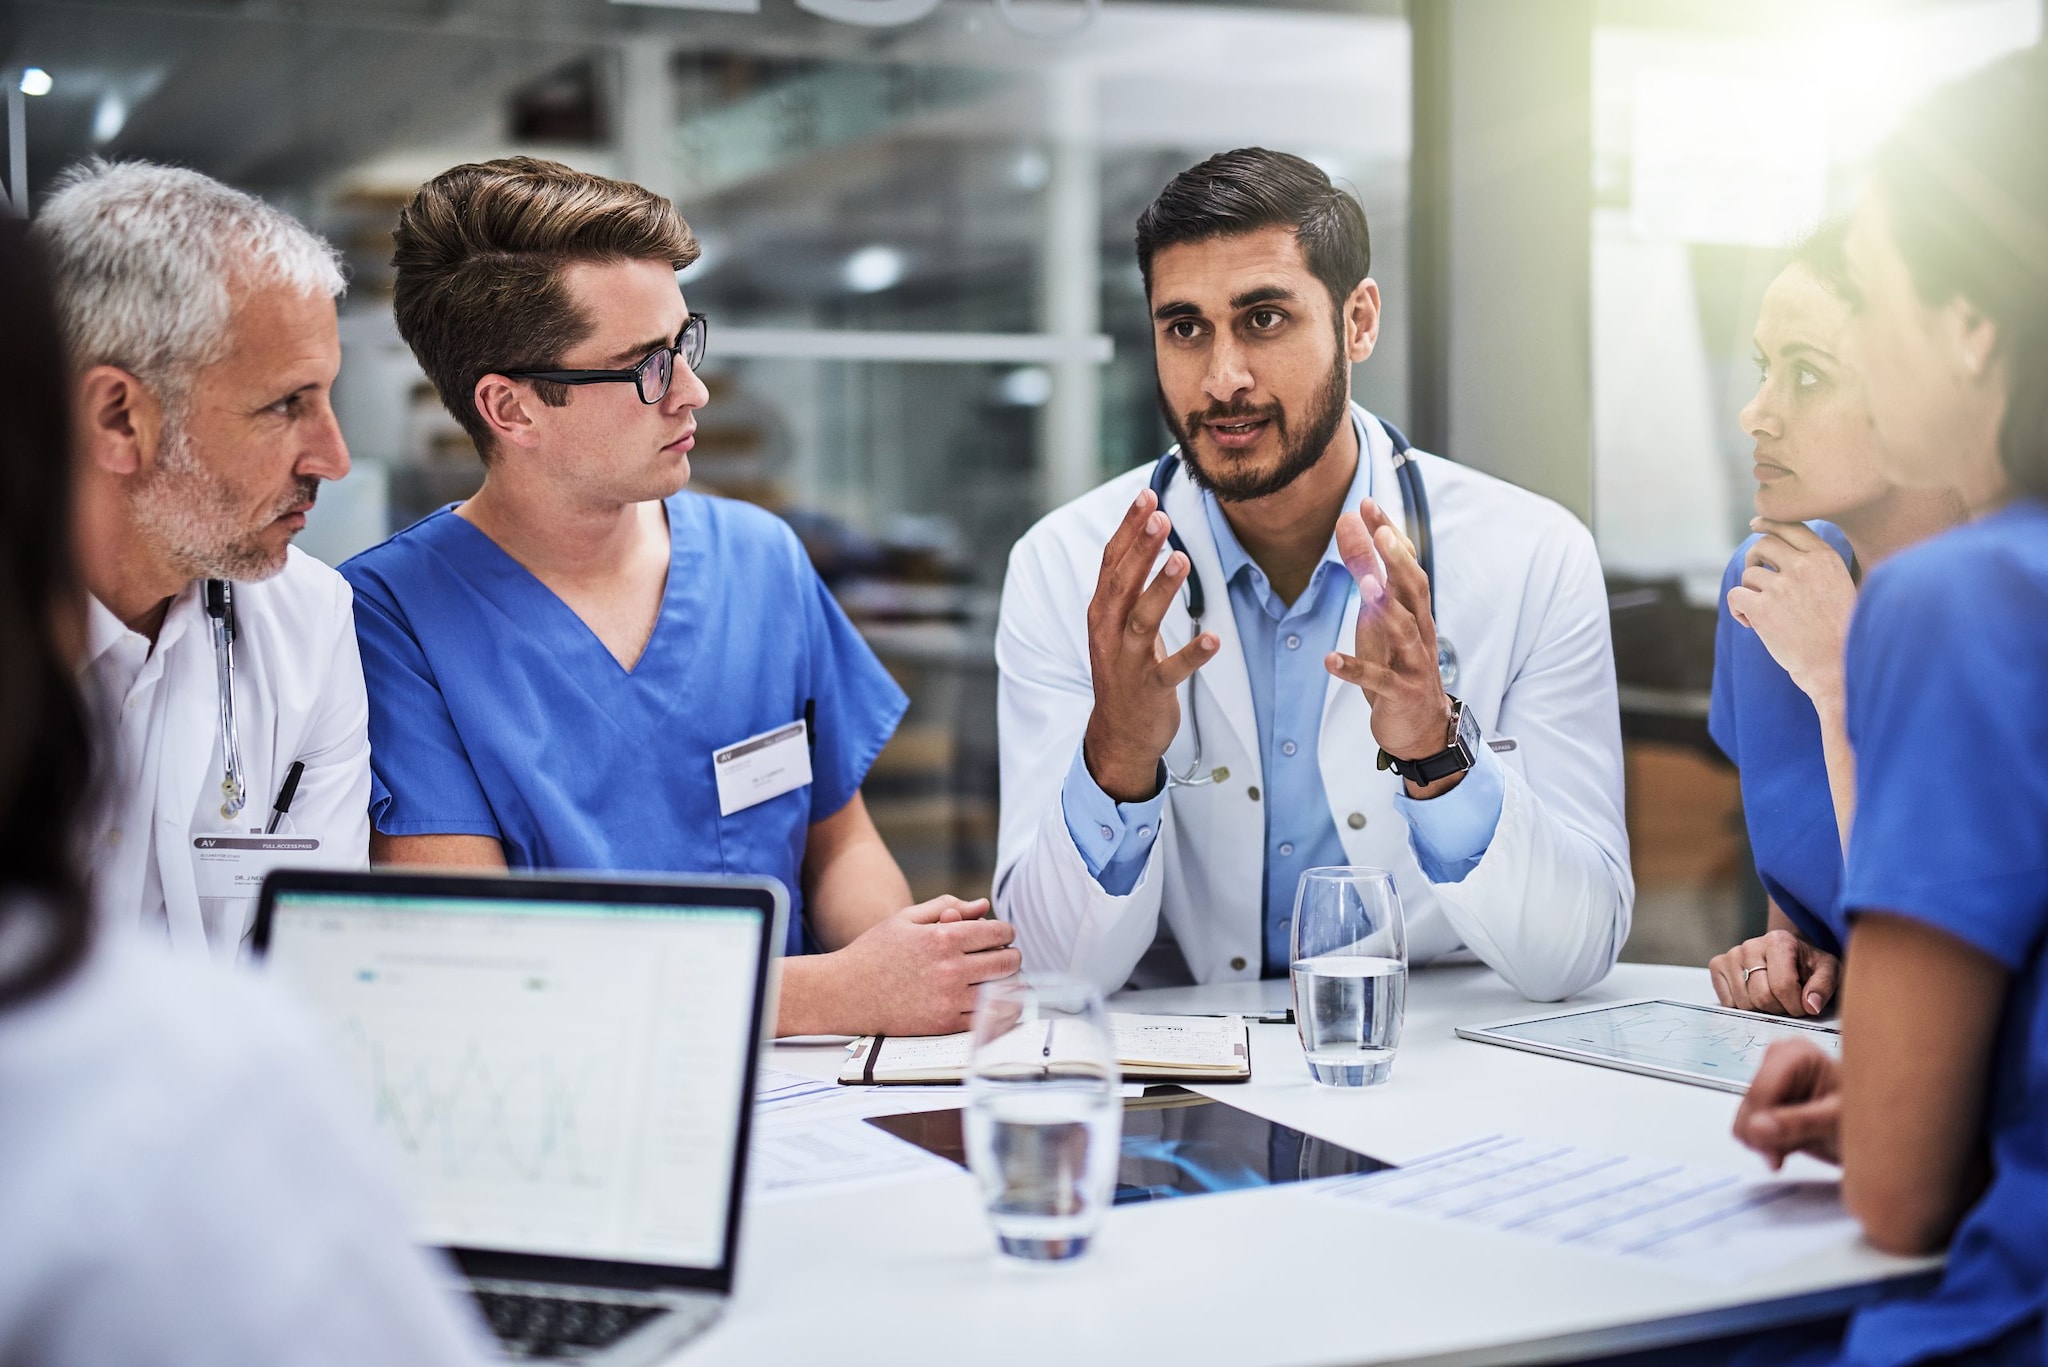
left=264, top=886, right=765, bottom=1273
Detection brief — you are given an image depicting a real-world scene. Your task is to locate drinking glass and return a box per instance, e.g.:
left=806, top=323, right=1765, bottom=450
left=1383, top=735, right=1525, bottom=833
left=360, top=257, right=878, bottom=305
left=963, top=974, right=1121, bottom=1260
left=1290, top=866, right=1408, bottom=1086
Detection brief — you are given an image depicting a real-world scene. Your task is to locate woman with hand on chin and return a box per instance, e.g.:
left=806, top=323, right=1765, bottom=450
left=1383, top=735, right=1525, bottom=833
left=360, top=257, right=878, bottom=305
left=1706, top=220, right=1961, bottom=1020
left=1729, top=42, right=2048, bottom=1367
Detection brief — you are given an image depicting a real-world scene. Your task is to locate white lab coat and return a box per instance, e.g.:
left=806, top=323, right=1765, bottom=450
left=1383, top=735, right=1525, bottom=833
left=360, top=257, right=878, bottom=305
left=83, top=546, right=372, bottom=962
left=994, top=406, right=1631, bottom=1002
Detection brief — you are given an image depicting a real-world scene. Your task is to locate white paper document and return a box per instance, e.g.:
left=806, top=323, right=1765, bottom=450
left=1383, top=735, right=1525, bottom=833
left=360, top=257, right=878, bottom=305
left=755, top=1065, right=843, bottom=1112
left=1318, top=1134, right=1860, bottom=1283
left=749, top=1115, right=958, bottom=1199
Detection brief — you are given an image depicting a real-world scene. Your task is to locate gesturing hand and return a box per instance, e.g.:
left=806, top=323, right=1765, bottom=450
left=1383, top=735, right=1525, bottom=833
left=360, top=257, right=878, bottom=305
left=1082, top=487, right=1218, bottom=803
left=1727, top=519, right=1856, bottom=708
left=1732, top=1039, right=1842, bottom=1170
left=831, top=897, right=1021, bottom=1037
left=1710, top=928, right=1841, bottom=1017
left=1326, top=497, right=1455, bottom=781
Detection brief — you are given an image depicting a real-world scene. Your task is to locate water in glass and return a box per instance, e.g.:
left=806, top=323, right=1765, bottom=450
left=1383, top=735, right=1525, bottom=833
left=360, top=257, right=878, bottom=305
left=1292, top=954, right=1407, bottom=1086
left=964, top=975, right=1120, bottom=1259
left=1290, top=867, right=1408, bottom=1087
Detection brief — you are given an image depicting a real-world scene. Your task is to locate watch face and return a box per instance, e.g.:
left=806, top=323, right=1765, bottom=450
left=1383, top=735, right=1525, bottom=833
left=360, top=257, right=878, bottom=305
left=1453, top=697, right=1480, bottom=752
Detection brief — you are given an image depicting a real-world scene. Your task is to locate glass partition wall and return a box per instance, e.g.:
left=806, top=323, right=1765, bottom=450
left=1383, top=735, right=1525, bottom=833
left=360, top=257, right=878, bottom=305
left=11, top=0, right=1409, bottom=903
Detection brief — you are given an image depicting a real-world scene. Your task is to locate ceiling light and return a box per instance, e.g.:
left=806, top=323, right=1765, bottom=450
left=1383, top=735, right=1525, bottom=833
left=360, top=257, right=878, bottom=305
left=842, top=245, right=905, bottom=294
left=998, top=366, right=1053, bottom=407
left=18, top=68, right=52, bottom=97
left=93, top=93, right=128, bottom=143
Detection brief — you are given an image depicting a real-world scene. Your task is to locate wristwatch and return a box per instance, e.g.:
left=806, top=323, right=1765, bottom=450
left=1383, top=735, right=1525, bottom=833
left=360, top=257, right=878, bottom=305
left=1376, top=695, right=1478, bottom=787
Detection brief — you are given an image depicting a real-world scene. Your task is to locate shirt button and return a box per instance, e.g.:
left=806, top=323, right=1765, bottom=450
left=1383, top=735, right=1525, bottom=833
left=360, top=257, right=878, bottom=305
left=1137, top=826, right=1153, bottom=839
left=1348, top=812, right=1367, bottom=830
left=1098, top=824, right=1114, bottom=841
left=1281, top=740, right=1298, bottom=757
left=1286, top=634, right=1301, bottom=650
left=1230, top=956, right=1248, bottom=972
left=1279, top=842, right=1294, bottom=856
left=1247, top=786, right=1261, bottom=802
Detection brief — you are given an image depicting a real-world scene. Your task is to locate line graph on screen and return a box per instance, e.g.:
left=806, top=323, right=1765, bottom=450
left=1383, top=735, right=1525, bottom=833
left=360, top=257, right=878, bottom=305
left=330, top=1017, right=617, bottom=1190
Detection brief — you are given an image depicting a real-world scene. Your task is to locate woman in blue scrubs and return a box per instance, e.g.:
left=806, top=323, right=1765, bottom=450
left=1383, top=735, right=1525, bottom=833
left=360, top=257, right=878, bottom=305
left=1733, top=43, right=2048, bottom=1367
left=1706, top=223, right=1961, bottom=1018
left=343, top=158, right=1020, bottom=1039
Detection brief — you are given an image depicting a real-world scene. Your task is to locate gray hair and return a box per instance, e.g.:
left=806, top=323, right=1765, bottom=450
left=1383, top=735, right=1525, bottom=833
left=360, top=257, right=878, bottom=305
left=31, top=159, right=344, bottom=410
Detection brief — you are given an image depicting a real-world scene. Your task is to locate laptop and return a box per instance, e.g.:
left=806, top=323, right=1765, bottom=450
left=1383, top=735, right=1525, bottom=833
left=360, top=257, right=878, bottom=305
left=253, top=868, right=786, bottom=1364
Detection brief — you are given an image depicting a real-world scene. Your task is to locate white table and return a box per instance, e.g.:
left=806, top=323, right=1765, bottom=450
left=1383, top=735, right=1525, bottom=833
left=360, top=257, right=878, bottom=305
left=683, top=964, right=1934, bottom=1366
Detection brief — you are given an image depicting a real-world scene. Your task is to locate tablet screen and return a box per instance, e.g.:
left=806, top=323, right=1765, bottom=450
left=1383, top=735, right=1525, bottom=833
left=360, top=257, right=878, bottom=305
left=1479, top=1000, right=1840, bottom=1086
left=866, top=1091, right=1392, bottom=1204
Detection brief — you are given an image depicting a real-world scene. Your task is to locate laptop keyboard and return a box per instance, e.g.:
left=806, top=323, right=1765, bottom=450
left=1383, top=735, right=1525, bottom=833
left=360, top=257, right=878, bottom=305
left=473, top=1289, right=668, bottom=1359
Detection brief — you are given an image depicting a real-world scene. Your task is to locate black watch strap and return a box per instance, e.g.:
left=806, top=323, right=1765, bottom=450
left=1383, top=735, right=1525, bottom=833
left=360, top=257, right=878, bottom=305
left=1376, top=696, right=1476, bottom=786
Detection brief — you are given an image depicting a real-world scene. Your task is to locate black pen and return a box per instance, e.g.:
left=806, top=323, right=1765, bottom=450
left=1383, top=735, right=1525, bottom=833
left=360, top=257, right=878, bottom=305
left=264, top=761, right=306, bottom=834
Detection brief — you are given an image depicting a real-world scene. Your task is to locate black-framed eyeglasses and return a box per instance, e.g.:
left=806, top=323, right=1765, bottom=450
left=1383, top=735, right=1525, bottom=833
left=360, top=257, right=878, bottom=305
left=499, top=314, right=708, bottom=405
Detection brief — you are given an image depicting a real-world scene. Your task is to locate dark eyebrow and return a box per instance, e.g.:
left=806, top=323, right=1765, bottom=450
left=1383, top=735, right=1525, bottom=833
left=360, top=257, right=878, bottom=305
left=1229, top=285, right=1298, bottom=310
left=602, top=335, right=672, bottom=368
left=1152, top=299, right=1204, bottom=323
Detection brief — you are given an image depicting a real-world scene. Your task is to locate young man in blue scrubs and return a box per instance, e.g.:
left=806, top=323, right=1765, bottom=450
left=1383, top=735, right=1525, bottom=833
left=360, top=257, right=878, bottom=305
left=1732, top=45, right=2048, bottom=1366
left=342, top=158, right=1019, bottom=1038
left=1704, top=223, right=1960, bottom=1019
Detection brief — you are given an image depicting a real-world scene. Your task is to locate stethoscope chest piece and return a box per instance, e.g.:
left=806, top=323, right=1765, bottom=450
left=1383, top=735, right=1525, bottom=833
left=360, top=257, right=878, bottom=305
left=204, top=578, right=248, bottom=821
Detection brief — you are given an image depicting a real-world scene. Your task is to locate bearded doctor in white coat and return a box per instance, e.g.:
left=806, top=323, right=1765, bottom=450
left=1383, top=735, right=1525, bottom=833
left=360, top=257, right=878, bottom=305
left=995, top=149, right=1630, bottom=1002
left=41, top=161, right=371, bottom=962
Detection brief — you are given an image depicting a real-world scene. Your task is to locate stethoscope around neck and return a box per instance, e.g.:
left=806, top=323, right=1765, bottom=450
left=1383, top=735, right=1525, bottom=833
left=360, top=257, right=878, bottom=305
left=203, top=578, right=248, bottom=820
left=1150, top=414, right=1456, bottom=789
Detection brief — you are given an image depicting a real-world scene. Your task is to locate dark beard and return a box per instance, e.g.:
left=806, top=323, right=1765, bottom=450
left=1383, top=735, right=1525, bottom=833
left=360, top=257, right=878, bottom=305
left=1161, top=346, right=1351, bottom=504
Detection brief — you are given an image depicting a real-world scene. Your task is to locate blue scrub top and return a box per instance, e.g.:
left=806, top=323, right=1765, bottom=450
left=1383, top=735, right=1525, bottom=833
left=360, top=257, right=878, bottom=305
left=340, top=493, right=908, bottom=957
left=1708, top=523, right=1854, bottom=957
left=1832, top=499, right=2048, bottom=1367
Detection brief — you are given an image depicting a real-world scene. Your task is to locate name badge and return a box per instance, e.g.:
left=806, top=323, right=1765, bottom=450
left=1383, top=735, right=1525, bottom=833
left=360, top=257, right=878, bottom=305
left=191, top=834, right=324, bottom=947
left=713, top=720, right=813, bottom=817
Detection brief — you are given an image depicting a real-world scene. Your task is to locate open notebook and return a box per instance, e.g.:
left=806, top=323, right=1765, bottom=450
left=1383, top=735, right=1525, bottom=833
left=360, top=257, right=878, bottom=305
left=838, top=1013, right=1252, bottom=1084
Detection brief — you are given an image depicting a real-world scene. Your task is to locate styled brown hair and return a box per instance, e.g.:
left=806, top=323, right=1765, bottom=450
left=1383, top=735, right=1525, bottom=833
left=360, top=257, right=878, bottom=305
left=391, top=156, right=700, bottom=458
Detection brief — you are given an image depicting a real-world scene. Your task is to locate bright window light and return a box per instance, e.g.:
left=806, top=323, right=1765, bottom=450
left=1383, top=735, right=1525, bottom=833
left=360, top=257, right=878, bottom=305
left=18, top=67, right=53, bottom=97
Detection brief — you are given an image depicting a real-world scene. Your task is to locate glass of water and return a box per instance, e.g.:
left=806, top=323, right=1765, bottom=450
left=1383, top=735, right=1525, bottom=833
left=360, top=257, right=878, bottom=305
left=963, top=974, right=1121, bottom=1260
left=1291, top=866, right=1408, bottom=1086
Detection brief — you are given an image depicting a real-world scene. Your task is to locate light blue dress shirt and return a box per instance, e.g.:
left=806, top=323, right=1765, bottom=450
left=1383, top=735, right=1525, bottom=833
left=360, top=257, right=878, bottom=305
left=1061, top=413, right=1506, bottom=976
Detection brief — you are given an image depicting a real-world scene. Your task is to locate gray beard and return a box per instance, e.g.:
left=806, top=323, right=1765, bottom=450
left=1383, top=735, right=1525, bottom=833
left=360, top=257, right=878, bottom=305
left=129, top=420, right=307, bottom=583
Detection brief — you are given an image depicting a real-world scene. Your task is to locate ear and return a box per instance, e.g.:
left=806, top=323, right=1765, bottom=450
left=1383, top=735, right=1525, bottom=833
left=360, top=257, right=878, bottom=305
left=472, top=373, right=548, bottom=454
left=1950, top=297, right=2000, bottom=383
left=74, top=365, right=164, bottom=478
left=1343, top=278, right=1381, bottom=364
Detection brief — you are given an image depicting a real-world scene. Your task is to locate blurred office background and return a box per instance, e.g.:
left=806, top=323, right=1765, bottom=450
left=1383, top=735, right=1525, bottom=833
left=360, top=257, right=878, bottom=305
left=6, top=0, right=2039, bottom=964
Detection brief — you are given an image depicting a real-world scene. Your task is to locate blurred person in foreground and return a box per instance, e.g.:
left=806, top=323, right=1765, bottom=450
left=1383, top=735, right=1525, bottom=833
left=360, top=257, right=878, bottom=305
left=33, top=161, right=369, bottom=960
left=341, top=158, right=1017, bottom=1037
left=1706, top=221, right=1963, bottom=1019
left=1722, top=43, right=2048, bottom=1367
left=0, top=218, right=485, bottom=1365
